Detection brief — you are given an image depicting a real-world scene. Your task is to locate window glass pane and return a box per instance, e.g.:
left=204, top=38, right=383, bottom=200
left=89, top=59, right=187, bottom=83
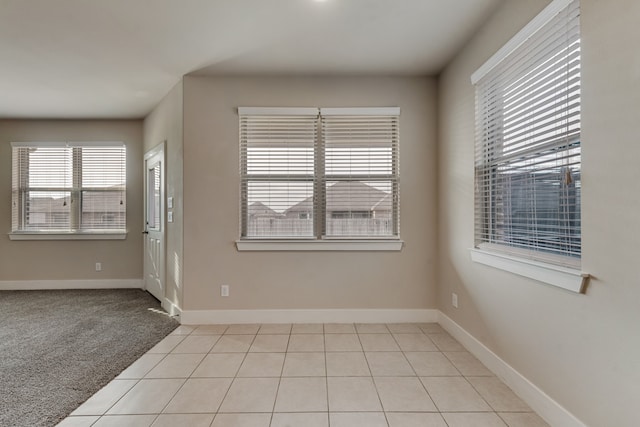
left=491, top=144, right=581, bottom=257
left=22, top=148, right=72, bottom=230
left=325, top=181, right=393, bottom=237
left=245, top=181, right=314, bottom=237
left=25, top=191, right=71, bottom=230
left=81, top=191, right=126, bottom=230
left=147, top=164, right=161, bottom=231
left=154, top=165, right=160, bottom=229
left=80, top=146, right=126, bottom=230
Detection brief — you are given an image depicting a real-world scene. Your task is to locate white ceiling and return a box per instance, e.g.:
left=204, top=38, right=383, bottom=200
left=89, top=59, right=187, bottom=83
left=0, top=0, right=500, bottom=119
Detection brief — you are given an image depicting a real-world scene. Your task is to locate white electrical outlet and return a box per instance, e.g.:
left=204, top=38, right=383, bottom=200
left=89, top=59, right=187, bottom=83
left=95, top=262, right=102, bottom=272
left=221, top=285, right=229, bottom=297
left=167, top=211, right=173, bottom=223
left=452, top=292, right=458, bottom=308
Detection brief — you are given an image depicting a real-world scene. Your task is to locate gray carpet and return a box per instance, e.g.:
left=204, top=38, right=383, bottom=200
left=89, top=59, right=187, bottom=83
left=0, top=289, right=179, bottom=427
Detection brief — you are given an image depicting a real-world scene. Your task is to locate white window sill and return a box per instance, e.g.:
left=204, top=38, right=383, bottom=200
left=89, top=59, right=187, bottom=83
left=236, top=239, right=404, bottom=251
left=9, top=232, right=128, bottom=241
left=469, top=248, right=589, bottom=293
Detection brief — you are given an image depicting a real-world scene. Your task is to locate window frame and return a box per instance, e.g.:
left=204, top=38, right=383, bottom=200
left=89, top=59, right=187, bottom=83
left=9, top=141, right=127, bottom=241
left=469, top=0, right=588, bottom=292
left=237, top=107, right=403, bottom=251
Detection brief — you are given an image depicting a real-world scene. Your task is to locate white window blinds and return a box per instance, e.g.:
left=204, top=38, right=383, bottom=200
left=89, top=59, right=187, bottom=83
left=473, top=0, right=581, bottom=265
left=239, top=107, right=400, bottom=240
left=11, top=142, right=126, bottom=233
left=240, top=108, right=318, bottom=238
left=321, top=108, right=399, bottom=237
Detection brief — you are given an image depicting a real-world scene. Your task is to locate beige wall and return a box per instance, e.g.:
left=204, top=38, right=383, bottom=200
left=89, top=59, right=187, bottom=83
left=437, top=1, right=640, bottom=426
left=0, top=120, right=143, bottom=280
left=143, top=81, right=184, bottom=309
left=182, top=76, right=437, bottom=310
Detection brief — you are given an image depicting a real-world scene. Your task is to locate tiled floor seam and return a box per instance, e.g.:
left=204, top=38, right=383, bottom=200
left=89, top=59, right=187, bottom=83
left=323, top=334, right=331, bottom=420
left=215, top=331, right=259, bottom=421
left=267, top=332, right=290, bottom=426
left=393, top=333, right=444, bottom=415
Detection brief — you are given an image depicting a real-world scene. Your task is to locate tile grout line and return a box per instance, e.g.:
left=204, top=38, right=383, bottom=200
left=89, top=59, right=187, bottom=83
left=267, top=327, right=292, bottom=426
left=462, top=374, right=503, bottom=415
left=420, top=327, right=496, bottom=423
left=212, top=325, right=259, bottom=423
left=392, top=327, right=442, bottom=414
left=144, top=327, right=199, bottom=424
left=152, top=330, right=225, bottom=420
left=86, top=332, right=190, bottom=426
left=323, top=326, right=331, bottom=426
left=358, top=326, right=391, bottom=427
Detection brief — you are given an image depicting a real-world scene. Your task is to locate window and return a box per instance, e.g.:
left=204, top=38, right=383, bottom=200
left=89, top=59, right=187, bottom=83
left=11, top=142, right=126, bottom=237
left=239, top=107, right=399, bottom=241
left=472, top=0, right=581, bottom=268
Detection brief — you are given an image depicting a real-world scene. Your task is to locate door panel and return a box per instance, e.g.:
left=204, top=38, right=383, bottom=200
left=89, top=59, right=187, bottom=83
left=144, top=146, right=164, bottom=302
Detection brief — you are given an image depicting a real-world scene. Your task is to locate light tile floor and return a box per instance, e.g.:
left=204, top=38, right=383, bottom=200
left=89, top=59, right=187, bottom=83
left=57, top=323, right=550, bottom=427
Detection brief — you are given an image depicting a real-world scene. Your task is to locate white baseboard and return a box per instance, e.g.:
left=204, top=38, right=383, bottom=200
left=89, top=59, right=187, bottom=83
left=180, top=308, right=437, bottom=325
left=438, top=312, right=586, bottom=427
left=0, top=279, right=144, bottom=290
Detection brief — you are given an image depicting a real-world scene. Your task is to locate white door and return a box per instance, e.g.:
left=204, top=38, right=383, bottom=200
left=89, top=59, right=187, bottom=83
left=143, top=144, right=165, bottom=302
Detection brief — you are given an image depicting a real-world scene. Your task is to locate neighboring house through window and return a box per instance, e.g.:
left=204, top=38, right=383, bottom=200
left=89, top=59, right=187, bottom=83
left=239, top=107, right=400, bottom=240
left=472, top=0, right=581, bottom=268
left=11, top=142, right=127, bottom=237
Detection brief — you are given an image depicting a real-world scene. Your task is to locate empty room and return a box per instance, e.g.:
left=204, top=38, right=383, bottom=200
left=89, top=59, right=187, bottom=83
left=0, top=0, right=638, bottom=426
